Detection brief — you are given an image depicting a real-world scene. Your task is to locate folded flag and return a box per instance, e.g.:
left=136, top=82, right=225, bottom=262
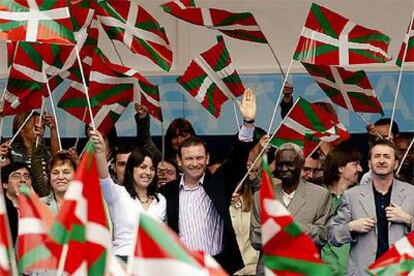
left=177, top=35, right=245, bottom=118
left=162, top=0, right=267, bottom=43
left=294, top=3, right=391, bottom=65
left=302, top=62, right=383, bottom=115
left=396, top=13, right=414, bottom=67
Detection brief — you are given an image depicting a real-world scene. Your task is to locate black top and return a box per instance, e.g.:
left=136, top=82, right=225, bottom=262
left=373, top=184, right=392, bottom=259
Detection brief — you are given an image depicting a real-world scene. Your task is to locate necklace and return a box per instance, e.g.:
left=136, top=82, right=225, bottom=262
left=139, top=196, right=151, bottom=204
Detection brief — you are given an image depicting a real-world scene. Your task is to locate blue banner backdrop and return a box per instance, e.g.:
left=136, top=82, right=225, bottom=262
left=0, top=71, right=413, bottom=137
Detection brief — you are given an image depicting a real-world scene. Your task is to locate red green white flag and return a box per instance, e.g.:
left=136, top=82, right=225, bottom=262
left=96, top=0, right=172, bottom=71
left=16, top=185, right=57, bottom=274
left=368, top=231, right=414, bottom=275
left=0, top=192, right=15, bottom=275
left=0, top=0, right=75, bottom=45
left=47, top=142, right=111, bottom=275
left=396, top=12, right=414, bottom=67
left=294, top=3, right=391, bottom=65
left=177, top=35, right=245, bottom=118
left=259, top=158, right=329, bottom=275
left=301, top=62, right=384, bottom=115
left=129, top=212, right=227, bottom=276
left=162, top=0, right=267, bottom=43
left=270, top=97, right=350, bottom=149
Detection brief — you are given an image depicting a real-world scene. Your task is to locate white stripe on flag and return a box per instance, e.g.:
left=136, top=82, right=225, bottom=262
left=338, top=21, right=355, bottom=66
left=140, top=90, right=161, bottom=108
left=71, top=260, right=87, bottom=276
left=13, top=64, right=48, bottom=83
left=4, top=90, right=21, bottom=109
left=194, top=56, right=236, bottom=101
left=0, top=245, right=10, bottom=271
left=18, top=217, right=46, bottom=235
left=201, top=8, right=213, bottom=27
left=131, top=258, right=206, bottom=276
left=97, top=15, right=169, bottom=48
left=300, top=27, right=389, bottom=66
left=264, top=198, right=291, bottom=217
left=124, top=3, right=139, bottom=48
left=330, top=66, right=355, bottom=111
left=0, top=199, right=5, bottom=214
left=194, top=75, right=213, bottom=103
left=94, top=103, right=126, bottom=128
left=86, top=222, right=111, bottom=249
left=283, top=117, right=315, bottom=136
left=216, top=24, right=261, bottom=32
left=0, top=3, right=70, bottom=43
left=64, top=180, right=87, bottom=223
left=262, top=218, right=281, bottom=245
left=394, top=237, right=414, bottom=257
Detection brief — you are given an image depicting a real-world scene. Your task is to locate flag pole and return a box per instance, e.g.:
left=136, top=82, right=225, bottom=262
left=57, top=243, right=69, bottom=276
left=35, top=96, right=45, bottom=148
left=266, top=42, right=286, bottom=80
left=9, top=110, right=36, bottom=145
left=232, top=101, right=241, bottom=130
left=234, top=98, right=301, bottom=194
left=73, top=108, right=88, bottom=149
left=161, top=121, right=165, bottom=163
left=45, top=80, right=63, bottom=151
left=396, top=137, right=414, bottom=176
left=74, top=45, right=97, bottom=131
left=389, top=10, right=414, bottom=138
left=266, top=59, right=294, bottom=134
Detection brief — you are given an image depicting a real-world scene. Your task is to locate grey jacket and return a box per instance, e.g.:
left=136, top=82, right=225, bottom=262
left=250, top=179, right=334, bottom=275
left=328, top=179, right=414, bottom=276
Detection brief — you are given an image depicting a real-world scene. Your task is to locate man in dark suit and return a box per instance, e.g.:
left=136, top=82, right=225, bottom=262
left=161, top=89, right=257, bottom=274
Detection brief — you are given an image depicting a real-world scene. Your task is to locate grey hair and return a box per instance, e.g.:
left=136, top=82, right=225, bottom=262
left=276, top=143, right=304, bottom=163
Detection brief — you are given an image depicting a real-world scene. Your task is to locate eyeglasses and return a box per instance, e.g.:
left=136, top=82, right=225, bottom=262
left=9, top=172, right=31, bottom=180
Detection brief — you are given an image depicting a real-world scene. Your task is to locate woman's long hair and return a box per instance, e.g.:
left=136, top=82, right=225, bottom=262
left=123, top=148, right=159, bottom=202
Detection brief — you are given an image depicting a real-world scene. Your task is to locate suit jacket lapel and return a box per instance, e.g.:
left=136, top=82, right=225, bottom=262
left=287, top=181, right=307, bottom=216
left=391, top=180, right=407, bottom=207
left=358, top=184, right=376, bottom=218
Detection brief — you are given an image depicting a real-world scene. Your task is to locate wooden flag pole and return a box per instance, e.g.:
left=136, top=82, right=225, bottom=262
left=45, top=79, right=63, bottom=151
left=396, top=137, right=414, bottom=176
left=389, top=10, right=414, bottom=138
left=9, top=110, right=36, bottom=145
left=35, top=96, right=45, bottom=148
left=266, top=59, right=294, bottom=134
left=73, top=108, right=88, bottom=149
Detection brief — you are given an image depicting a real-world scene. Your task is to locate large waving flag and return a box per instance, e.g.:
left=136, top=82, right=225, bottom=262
left=177, top=35, right=245, bottom=118
left=270, top=97, right=350, bottom=149
left=47, top=143, right=111, bottom=275
left=368, top=231, right=414, bottom=275
left=162, top=0, right=267, bottom=43
left=396, top=13, right=414, bottom=67
left=260, top=158, right=329, bottom=275
left=294, top=3, right=391, bottom=65
left=0, top=192, right=15, bottom=275
left=96, top=0, right=172, bottom=71
left=0, top=0, right=75, bottom=45
left=129, top=212, right=227, bottom=276
left=302, top=62, right=384, bottom=115
left=16, top=185, right=57, bottom=274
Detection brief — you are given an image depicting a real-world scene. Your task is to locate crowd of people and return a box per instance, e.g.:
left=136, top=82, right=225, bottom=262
left=0, top=86, right=413, bottom=276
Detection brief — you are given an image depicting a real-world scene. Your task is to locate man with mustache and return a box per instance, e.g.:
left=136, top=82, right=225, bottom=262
left=160, top=89, right=257, bottom=274
left=329, top=139, right=414, bottom=275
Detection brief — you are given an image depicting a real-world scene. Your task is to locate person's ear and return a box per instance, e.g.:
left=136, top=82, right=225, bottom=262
left=206, top=153, right=210, bottom=165
left=2, top=182, right=7, bottom=190
left=176, top=154, right=182, bottom=167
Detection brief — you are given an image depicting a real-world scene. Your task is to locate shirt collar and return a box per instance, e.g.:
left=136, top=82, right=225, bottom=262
left=179, top=174, right=206, bottom=190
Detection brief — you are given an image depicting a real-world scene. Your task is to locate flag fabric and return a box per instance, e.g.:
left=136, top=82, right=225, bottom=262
left=302, top=62, right=384, bottom=115
left=368, top=231, right=414, bottom=275
left=130, top=212, right=227, bottom=276
left=396, top=14, right=414, bottom=67
left=0, top=192, right=14, bottom=275
left=294, top=3, right=391, bottom=65
left=270, top=97, right=350, bottom=149
left=0, top=0, right=75, bottom=45
left=161, top=0, right=267, bottom=43
left=96, top=0, right=172, bottom=71
left=16, top=185, right=57, bottom=274
left=303, top=132, right=321, bottom=160
left=259, top=158, right=329, bottom=275
left=47, top=143, right=111, bottom=275
left=177, top=35, right=245, bottom=118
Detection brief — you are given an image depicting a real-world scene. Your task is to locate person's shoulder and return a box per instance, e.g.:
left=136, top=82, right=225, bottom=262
left=159, top=179, right=180, bottom=195
left=394, top=179, right=414, bottom=191
left=302, top=180, right=329, bottom=194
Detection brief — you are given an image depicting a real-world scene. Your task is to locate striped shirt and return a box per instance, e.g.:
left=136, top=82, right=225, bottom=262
left=178, top=175, right=224, bottom=255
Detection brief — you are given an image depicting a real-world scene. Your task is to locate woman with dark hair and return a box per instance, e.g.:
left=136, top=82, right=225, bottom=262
left=91, top=131, right=166, bottom=260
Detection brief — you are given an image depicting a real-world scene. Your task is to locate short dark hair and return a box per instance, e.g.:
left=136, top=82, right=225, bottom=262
left=368, top=139, right=399, bottom=160
left=49, top=152, right=78, bottom=173
left=177, top=136, right=207, bottom=158
left=166, top=118, right=195, bottom=152
left=1, top=162, right=30, bottom=184
left=115, top=144, right=135, bottom=157
left=324, top=145, right=362, bottom=186
left=123, top=149, right=159, bottom=202
left=374, top=118, right=399, bottom=137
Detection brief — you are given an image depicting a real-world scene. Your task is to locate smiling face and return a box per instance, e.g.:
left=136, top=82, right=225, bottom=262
left=339, top=160, right=362, bottom=185
left=3, top=167, right=32, bottom=198
left=133, top=156, right=156, bottom=189
left=369, top=144, right=398, bottom=177
left=50, top=161, right=75, bottom=194
left=178, top=144, right=209, bottom=184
